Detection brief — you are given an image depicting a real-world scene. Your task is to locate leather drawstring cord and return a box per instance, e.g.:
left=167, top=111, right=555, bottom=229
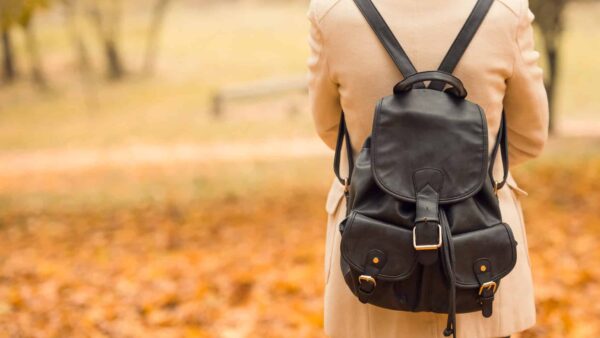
left=440, top=211, right=457, bottom=338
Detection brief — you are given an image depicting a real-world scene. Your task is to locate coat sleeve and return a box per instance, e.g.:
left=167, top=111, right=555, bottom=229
left=503, top=0, right=549, bottom=167
left=307, top=7, right=342, bottom=150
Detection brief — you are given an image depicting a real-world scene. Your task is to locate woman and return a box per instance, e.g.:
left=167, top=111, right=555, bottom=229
left=307, top=0, right=549, bottom=337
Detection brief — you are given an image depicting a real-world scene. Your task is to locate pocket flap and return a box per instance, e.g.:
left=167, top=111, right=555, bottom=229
left=340, top=213, right=417, bottom=281
left=453, top=223, right=518, bottom=288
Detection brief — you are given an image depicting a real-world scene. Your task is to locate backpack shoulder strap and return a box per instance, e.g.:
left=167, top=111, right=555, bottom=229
left=429, top=0, right=494, bottom=90
left=336, top=0, right=497, bottom=189
left=335, top=0, right=421, bottom=188
left=353, top=0, right=419, bottom=78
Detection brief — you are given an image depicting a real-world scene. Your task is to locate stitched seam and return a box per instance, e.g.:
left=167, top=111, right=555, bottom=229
left=325, top=214, right=337, bottom=285
left=315, top=0, right=343, bottom=84
left=509, top=0, right=526, bottom=80
left=321, top=25, right=337, bottom=86
left=511, top=190, right=532, bottom=267
left=497, top=280, right=503, bottom=333
left=514, top=0, right=529, bottom=66
left=366, top=303, right=373, bottom=338
left=496, top=0, right=520, bottom=17
left=310, top=9, right=338, bottom=89
left=316, top=0, right=343, bottom=23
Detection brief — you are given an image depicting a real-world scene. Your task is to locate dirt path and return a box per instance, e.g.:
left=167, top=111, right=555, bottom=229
left=555, top=118, right=600, bottom=138
left=0, top=118, right=597, bottom=177
left=0, top=138, right=331, bottom=177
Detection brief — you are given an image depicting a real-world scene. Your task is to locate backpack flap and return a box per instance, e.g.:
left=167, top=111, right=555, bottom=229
left=341, top=212, right=418, bottom=281
left=371, top=89, right=489, bottom=204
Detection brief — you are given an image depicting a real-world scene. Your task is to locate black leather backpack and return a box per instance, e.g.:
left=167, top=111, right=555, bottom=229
left=333, top=0, right=517, bottom=337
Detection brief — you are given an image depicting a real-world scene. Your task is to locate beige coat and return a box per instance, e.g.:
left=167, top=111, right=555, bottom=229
left=307, top=0, right=549, bottom=337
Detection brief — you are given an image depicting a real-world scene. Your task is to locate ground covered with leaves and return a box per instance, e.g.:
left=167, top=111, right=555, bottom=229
left=0, top=138, right=598, bottom=338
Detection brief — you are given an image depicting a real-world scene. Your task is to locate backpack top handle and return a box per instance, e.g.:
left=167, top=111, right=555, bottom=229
left=393, top=71, right=468, bottom=98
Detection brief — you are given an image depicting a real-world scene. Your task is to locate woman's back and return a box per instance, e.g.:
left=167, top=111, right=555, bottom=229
left=308, top=0, right=548, bottom=165
left=308, top=0, right=548, bottom=337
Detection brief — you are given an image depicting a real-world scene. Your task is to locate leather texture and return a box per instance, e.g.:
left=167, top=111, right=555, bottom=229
left=371, top=89, right=488, bottom=203
left=333, top=0, right=517, bottom=337
left=339, top=128, right=518, bottom=316
left=341, top=212, right=517, bottom=300
left=394, top=71, right=468, bottom=98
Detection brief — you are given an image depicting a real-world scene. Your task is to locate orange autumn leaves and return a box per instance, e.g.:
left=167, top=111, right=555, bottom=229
left=0, top=153, right=599, bottom=337
left=517, top=157, right=600, bottom=338
left=0, top=184, right=328, bottom=337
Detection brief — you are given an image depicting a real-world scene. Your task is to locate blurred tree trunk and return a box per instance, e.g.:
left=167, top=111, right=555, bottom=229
left=63, top=0, right=98, bottom=108
left=22, top=19, right=47, bottom=88
left=63, top=0, right=92, bottom=74
left=89, top=0, right=125, bottom=80
left=143, top=0, right=172, bottom=76
left=104, top=38, right=124, bottom=79
left=1, top=28, right=17, bottom=82
left=529, top=0, right=569, bottom=134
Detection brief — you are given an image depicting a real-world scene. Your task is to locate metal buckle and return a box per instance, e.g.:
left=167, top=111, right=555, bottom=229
left=358, top=275, right=377, bottom=288
left=343, top=178, right=350, bottom=194
left=412, top=223, right=442, bottom=251
left=493, top=180, right=499, bottom=195
left=478, top=281, right=497, bottom=295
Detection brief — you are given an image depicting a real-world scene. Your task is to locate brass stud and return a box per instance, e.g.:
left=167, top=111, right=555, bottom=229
left=480, top=265, right=487, bottom=272
left=372, top=257, right=380, bottom=264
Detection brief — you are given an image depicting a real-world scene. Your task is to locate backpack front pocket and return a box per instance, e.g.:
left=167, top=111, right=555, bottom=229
left=340, top=211, right=518, bottom=313
left=341, top=212, right=418, bottom=281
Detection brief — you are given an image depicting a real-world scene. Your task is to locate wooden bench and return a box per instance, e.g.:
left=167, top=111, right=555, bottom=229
left=211, top=76, right=308, bottom=117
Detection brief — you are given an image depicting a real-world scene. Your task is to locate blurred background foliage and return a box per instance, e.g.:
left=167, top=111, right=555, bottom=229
left=0, top=0, right=598, bottom=337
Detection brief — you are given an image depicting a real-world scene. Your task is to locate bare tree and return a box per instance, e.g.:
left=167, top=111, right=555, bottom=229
left=1, top=28, right=17, bottom=83
left=88, top=0, right=125, bottom=79
left=62, top=0, right=98, bottom=107
left=143, top=0, right=173, bottom=76
left=1, top=0, right=49, bottom=86
left=21, top=14, right=47, bottom=87
left=63, top=0, right=92, bottom=74
left=529, top=0, right=569, bottom=133
left=1, top=0, right=20, bottom=83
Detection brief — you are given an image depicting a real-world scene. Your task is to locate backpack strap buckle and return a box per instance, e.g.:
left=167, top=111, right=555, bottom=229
left=475, top=259, right=497, bottom=318
left=357, top=275, right=377, bottom=303
left=357, top=250, right=386, bottom=302
left=478, top=281, right=497, bottom=318
left=413, top=222, right=442, bottom=250
left=493, top=180, right=500, bottom=195
left=358, top=275, right=377, bottom=289
left=478, top=281, right=497, bottom=295
left=413, top=182, right=442, bottom=264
